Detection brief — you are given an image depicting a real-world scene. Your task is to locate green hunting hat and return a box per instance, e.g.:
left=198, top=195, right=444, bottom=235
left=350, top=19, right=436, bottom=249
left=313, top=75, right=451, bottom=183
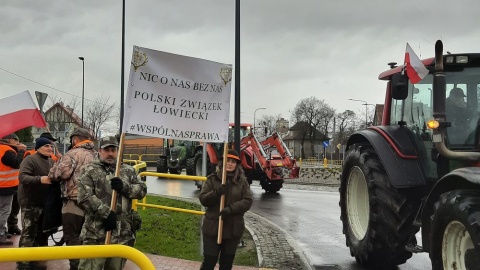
left=100, top=136, right=119, bottom=149
left=2, top=133, right=19, bottom=140
left=70, top=128, right=91, bottom=139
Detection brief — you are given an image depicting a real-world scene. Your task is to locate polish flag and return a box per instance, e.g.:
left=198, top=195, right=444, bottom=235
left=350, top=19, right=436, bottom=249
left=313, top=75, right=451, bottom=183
left=404, top=43, right=429, bottom=84
left=0, top=91, right=47, bottom=138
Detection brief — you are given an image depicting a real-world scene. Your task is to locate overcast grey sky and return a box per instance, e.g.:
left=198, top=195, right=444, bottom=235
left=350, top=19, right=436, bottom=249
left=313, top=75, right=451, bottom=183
left=1, top=0, right=479, bottom=131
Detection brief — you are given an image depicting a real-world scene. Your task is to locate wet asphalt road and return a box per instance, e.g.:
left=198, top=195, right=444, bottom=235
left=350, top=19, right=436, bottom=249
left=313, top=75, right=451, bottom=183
left=146, top=175, right=432, bottom=270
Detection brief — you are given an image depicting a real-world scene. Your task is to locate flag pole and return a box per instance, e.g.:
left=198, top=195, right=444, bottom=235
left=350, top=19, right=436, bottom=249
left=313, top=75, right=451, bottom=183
left=217, top=142, right=229, bottom=244
left=105, top=132, right=126, bottom=244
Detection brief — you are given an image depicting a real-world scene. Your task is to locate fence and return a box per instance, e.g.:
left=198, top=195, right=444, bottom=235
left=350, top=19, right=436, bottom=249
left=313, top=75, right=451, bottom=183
left=123, top=145, right=164, bottom=166
left=300, top=157, right=343, bottom=167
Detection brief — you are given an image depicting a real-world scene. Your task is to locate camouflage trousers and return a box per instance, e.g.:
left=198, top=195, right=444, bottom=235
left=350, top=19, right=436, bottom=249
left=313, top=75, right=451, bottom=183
left=78, top=239, right=135, bottom=270
left=78, top=256, right=126, bottom=270
left=17, top=205, right=49, bottom=270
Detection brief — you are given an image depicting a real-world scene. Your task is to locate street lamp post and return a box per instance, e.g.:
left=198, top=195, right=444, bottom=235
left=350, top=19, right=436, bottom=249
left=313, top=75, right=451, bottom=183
left=348, top=99, right=375, bottom=128
left=78, top=57, right=85, bottom=127
left=253, top=107, right=266, bottom=134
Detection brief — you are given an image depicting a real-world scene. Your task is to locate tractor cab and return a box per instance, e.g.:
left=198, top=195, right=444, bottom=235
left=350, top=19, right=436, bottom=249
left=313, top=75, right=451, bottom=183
left=381, top=53, right=480, bottom=178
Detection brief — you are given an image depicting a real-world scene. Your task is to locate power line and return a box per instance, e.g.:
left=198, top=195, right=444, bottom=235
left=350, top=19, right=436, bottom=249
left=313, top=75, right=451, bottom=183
left=0, top=66, right=97, bottom=104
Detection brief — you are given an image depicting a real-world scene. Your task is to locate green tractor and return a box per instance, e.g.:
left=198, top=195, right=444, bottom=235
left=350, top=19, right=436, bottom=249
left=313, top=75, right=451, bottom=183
left=157, top=140, right=197, bottom=175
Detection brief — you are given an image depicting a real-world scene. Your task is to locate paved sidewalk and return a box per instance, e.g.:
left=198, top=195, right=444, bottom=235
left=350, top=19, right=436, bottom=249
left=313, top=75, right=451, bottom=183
left=0, top=237, right=257, bottom=270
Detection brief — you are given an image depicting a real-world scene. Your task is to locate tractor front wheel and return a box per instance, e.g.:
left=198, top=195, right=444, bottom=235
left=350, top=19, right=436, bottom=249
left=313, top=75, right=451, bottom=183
left=156, top=157, right=168, bottom=174
left=186, top=157, right=194, bottom=175
left=430, top=190, right=480, bottom=270
left=340, top=143, right=420, bottom=268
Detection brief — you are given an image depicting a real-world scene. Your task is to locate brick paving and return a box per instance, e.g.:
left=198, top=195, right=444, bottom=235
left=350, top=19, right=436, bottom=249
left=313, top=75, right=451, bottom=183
left=0, top=238, right=256, bottom=270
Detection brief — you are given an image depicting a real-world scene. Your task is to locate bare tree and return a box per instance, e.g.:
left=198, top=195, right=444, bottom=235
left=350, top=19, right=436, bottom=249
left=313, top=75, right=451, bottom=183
left=257, top=113, right=283, bottom=135
left=291, top=97, right=335, bottom=158
left=333, top=110, right=356, bottom=146
left=84, top=95, right=116, bottom=140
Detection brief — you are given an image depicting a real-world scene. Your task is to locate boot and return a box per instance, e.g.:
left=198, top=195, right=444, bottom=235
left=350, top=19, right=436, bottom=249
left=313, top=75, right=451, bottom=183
left=219, top=253, right=235, bottom=270
left=0, top=234, right=13, bottom=245
left=8, top=225, right=22, bottom=235
left=200, top=255, right=218, bottom=270
left=30, top=261, right=48, bottom=270
left=16, top=262, right=31, bottom=270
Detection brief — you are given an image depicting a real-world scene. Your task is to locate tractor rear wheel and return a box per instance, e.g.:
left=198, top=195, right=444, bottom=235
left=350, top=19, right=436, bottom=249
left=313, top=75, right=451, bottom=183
left=340, top=143, right=420, bottom=267
left=430, top=190, right=480, bottom=270
left=260, top=178, right=283, bottom=193
left=156, top=157, right=168, bottom=174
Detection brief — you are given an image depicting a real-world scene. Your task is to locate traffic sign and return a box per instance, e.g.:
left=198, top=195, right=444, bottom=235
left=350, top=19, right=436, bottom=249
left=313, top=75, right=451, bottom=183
left=35, top=91, right=48, bottom=112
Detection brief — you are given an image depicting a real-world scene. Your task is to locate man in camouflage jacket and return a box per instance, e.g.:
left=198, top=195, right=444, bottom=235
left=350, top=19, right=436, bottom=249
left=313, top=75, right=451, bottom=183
left=48, top=128, right=96, bottom=270
left=77, top=136, right=147, bottom=270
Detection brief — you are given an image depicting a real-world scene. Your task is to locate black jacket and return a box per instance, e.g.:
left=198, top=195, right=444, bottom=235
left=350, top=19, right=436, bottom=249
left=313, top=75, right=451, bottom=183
left=19, top=152, right=54, bottom=207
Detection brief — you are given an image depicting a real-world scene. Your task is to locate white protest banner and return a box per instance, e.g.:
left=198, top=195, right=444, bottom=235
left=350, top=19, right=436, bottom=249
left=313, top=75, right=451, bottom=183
left=122, top=46, right=233, bottom=143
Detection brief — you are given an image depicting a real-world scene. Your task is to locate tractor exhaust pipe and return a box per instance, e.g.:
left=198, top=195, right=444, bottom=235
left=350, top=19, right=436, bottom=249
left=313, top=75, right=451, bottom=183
left=432, top=40, right=446, bottom=120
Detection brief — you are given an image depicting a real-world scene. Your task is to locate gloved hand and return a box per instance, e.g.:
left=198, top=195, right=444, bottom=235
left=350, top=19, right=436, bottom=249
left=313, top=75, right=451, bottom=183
left=215, top=184, right=227, bottom=196
left=110, top=177, right=124, bottom=192
left=103, top=211, right=117, bottom=231
left=219, top=206, right=232, bottom=219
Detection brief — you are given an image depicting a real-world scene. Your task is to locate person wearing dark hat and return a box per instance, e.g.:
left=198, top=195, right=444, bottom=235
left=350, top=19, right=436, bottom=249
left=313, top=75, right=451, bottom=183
left=0, top=133, right=26, bottom=245
left=199, top=149, right=253, bottom=270
left=446, top=87, right=470, bottom=143
left=9, top=133, right=59, bottom=238
left=24, top=132, right=61, bottom=161
left=48, top=127, right=96, bottom=270
left=17, top=138, right=55, bottom=270
left=77, top=136, right=147, bottom=269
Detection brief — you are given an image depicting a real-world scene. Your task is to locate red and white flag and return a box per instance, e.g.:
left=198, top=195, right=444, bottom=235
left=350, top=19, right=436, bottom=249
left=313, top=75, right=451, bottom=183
left=404, top=43, right=429, bottom=84
left=0, top=91, right=47, bottom=138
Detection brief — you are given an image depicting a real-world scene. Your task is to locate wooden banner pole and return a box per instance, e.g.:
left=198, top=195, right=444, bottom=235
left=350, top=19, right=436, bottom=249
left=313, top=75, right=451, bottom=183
left=217, top=142, right=229, bottom=244
left=105, top=133, right=126, bottom=244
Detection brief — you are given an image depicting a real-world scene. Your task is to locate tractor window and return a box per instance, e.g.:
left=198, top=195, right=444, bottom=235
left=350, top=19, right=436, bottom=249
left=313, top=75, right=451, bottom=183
left=443, top=67, right=480, bottom=148
left=228, top=125, right=252, bottom=142
left=390, top=76, right=436, bottom=178
left=390, top=78, right=433, bottom=137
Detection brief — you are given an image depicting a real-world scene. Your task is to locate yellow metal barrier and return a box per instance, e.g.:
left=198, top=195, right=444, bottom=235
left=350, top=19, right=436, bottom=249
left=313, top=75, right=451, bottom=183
left=135, top=202, right=205, bottom=215
left=132, top=171, right=206, bottom=214
left=139, top=171, right=206, bottom=181
left=0, top=245, right=155, bottom=270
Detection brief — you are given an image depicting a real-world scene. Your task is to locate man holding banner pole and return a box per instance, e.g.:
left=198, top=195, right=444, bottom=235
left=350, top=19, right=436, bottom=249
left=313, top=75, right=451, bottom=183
left=77, top=135, right=146, bottom=269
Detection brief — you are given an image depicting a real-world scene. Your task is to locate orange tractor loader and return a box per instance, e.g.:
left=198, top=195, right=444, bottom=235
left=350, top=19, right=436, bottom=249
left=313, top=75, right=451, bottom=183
left=240, top=131, right=300, bottom=192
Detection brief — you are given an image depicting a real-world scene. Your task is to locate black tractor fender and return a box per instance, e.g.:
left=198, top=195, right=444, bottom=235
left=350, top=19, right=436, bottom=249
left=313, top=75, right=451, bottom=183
left=346, top=126, right=426, bottom=188
left=420, top=167, right=480, bottom=252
